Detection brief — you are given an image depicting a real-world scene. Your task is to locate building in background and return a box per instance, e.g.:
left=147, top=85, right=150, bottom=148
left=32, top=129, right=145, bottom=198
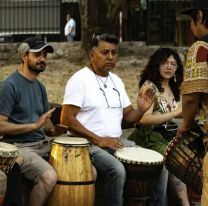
left=122, top=0, right=192, bottom=46
left=0, top=0, right=192, bottom=46
left=0, top=0, right=80, bottom=42
left=146, top=0, right=193, bottom=46
left=0, top=0, right=60, bottom=42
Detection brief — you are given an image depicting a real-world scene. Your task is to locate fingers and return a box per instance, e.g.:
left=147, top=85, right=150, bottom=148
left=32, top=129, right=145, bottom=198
left=55, top=124, right=68, bottom=134
left=139, top=82, right=151, bottom=96
left=146, top=88, right=156, bottom=99
left=99, top=137, right=124, bottom=150
left=139, top=88, right=155, bottom=101
left=42, top=108, right=56, bottom=120
left=56, top=124, right=68, bottom=130
left=109, top=138, right=124, bottom=150
left=46, top=108, right=56, bottom=117
left=139, top=80, right=156, bottom=101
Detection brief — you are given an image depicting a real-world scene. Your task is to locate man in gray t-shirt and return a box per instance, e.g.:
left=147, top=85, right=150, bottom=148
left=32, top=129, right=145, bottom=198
left=0, top=37, right=66, bottom=206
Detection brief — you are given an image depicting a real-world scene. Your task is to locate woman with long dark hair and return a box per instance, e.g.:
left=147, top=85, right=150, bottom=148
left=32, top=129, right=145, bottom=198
left=128, top=48, right=190, bottom=205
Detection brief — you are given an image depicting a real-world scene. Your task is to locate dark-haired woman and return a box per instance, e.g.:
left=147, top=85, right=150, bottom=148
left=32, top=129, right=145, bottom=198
left=128, top=48, right=190, bottom=206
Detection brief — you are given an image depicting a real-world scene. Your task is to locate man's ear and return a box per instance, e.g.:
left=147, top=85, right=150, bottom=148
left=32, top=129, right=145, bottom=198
left=197, top=10, right=203, bottom=24
left=21, top=52, right=28, bottom=62
left=89, top=50, right=94, bottom=60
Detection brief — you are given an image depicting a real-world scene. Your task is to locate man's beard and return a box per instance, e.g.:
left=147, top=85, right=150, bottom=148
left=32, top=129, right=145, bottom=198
left=28, top=60, right=46, bottom=74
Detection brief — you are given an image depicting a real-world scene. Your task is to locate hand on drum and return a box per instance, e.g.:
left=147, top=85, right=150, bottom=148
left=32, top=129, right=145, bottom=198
left=97, top=137, right=124, bottom=150
left=137, top=82, right=155, bottom=113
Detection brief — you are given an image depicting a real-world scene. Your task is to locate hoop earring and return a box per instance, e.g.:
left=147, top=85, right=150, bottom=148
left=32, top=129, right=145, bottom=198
left=174, top=75, right=177, bottom=83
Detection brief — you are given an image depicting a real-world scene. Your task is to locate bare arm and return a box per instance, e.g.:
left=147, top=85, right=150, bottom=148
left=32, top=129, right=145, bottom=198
left=123, top=85, right=155, bottom=123
left=0, top=108, right=55, bottom=136
left=179, top=93, right=200, bottom=131
left=139, top=102, right=182, bottom=125
left=123, top=105, right=145, bottom=123
left=60, top=104, right=124, bottom=150
left=60, top=104, right=100, bottom=144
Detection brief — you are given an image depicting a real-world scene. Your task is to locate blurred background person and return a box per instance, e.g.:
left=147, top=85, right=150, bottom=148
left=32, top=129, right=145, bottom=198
left=64, top=13, right=76, bottom=42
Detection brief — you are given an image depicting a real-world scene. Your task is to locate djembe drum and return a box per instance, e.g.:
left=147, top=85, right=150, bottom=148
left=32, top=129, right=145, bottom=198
left=164, top=126, right=205, bottom=195
left=0, top=142, right=19, bottom=206
left=0, top=142, right=19, bottom=174
left=48, top=137, right=95, bottom=206
left=115, top=147, right=164, bottom=206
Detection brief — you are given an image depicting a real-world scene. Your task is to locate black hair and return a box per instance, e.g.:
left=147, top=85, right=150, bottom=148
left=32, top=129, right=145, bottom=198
left=139, top=48, right=184, bottom=102
left=90, top=33, right=119, bottom=49
left=190, top=9, right=208, bottom=28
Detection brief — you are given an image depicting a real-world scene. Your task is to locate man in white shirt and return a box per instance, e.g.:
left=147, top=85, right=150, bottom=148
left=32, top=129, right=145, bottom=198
left=61, top=33, right=155, bottom=206
left=64, top=14, right=76, bottom=42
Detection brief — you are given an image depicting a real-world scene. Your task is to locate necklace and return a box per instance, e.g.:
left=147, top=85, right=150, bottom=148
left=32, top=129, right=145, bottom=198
left=91, top=65, right=109, bottom=88
left=96, top=75, right=109, bottom=88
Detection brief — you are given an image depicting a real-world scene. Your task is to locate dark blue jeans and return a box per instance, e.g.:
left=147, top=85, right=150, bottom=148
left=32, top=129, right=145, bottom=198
left=90, top=145, right=126, bottom=206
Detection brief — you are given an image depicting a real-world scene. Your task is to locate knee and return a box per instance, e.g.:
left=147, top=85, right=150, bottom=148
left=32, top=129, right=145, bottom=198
left=40, top=169, right=57, bottom=190
left=92, top=166, right=97, bottom=181
left=117, top=164, right=126, bottom=179
left=108, top=162, right=126, bottom=181
left=0, top=170, right=7, bottom=195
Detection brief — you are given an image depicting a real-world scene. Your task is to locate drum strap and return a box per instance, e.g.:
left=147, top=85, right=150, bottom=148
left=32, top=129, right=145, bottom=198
left=57, top=180, right=95, bottom=186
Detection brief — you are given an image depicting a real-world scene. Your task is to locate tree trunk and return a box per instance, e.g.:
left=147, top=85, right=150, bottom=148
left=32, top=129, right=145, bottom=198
left=79, top=0, right=125, bottom=51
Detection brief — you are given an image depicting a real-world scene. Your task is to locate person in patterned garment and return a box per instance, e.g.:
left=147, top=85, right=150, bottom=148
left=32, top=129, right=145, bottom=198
left=180, top=0, right=208, bottom=204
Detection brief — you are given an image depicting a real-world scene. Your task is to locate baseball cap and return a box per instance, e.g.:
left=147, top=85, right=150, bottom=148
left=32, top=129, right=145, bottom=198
left=181, top=0, right=208, bottom=15
left=17, top=37, right=54, bottom=55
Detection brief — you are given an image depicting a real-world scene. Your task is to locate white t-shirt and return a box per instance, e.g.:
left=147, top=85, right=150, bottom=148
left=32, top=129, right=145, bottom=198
left=64, top=18, right=76, bottom=36
left=63, top=67, right=131, bottom=138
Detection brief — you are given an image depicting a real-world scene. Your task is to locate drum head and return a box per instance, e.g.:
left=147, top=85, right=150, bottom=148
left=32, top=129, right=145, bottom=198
left=115, top=147, right=163, bottom=165
left=0, top=142, right=18, bottom=157
left=52, top=136, right=89, bottom=146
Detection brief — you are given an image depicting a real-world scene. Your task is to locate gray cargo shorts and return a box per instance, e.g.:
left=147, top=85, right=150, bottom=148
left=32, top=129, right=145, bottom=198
left=14, top=137, right=55, bottom=183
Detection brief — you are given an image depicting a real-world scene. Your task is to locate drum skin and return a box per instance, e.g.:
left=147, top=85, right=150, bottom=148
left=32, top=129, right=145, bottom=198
left=164, top=127, right=205, bottom=195
left=47, top=137, right=95, bottom=206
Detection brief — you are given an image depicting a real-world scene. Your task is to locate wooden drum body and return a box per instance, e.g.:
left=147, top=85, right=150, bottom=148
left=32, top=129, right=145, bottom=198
left=164, top=127, right=205, bottom=195
left=115, top=147, right=163, bottom=206
left=48, top=137, right=95, bottom=206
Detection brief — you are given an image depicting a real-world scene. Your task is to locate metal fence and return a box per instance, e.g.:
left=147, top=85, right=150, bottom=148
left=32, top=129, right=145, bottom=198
left=146, top=0, right=192, bottom=46
left=0, top=0, right=60, bottom=41
left=0, top=0, right=192, bottom=45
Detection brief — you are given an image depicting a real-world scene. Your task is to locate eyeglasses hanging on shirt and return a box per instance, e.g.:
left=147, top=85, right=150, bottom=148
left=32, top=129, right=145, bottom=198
left=92, top=70, right=122, bottom=109
left=99, top=86, right=122, bottom=109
